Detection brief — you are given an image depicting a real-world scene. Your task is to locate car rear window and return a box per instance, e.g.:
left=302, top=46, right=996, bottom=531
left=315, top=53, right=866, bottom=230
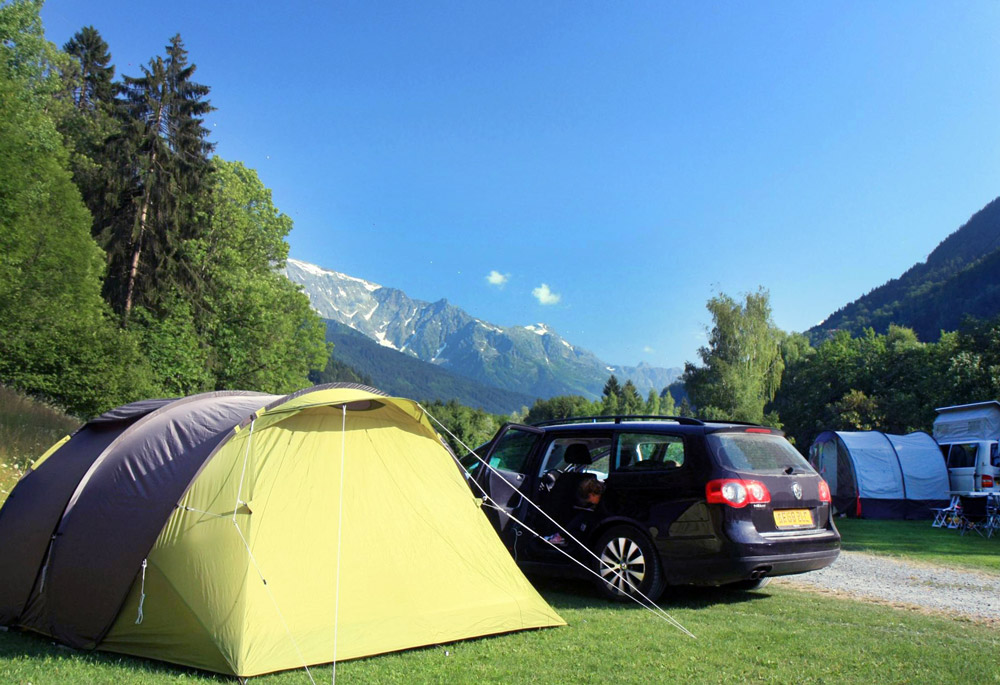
left=707, top=432, right=813, bottom=474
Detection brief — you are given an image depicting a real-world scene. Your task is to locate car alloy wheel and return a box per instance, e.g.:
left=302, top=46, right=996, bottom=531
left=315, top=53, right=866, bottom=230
left=600, top=536, right=647, bottom=595
left=593, top=525, right=665, bottom=601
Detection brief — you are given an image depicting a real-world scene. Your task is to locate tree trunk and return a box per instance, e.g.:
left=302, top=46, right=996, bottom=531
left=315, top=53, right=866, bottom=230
left=122, top=105, right=163, bottom=324
left=122, top=196, right=148, bottom=324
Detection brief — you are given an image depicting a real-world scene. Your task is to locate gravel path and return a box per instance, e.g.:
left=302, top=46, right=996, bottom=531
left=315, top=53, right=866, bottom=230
left=774, top=550, right=1000, bottom=623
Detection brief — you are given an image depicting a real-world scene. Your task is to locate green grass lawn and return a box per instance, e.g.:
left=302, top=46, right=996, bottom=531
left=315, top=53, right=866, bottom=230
left=1, top=581, right=997, bottom=684
left=836, top=518, right=1000, bottom=575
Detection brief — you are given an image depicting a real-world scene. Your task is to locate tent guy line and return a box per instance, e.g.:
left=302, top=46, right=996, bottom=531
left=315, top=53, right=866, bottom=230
left=419, top=404, right=696, bottom=639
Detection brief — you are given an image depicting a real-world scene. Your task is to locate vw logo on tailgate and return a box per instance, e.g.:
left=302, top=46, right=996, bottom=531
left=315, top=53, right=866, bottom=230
left=791, top=482, right=803, bottom=500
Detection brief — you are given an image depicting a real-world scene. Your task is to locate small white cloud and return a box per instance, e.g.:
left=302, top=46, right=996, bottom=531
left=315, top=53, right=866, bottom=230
left=643, top=346, right=655, bottom=353
left=532, top=283, right=561, bottom=305
left=486, top=270, right=509, bottom=287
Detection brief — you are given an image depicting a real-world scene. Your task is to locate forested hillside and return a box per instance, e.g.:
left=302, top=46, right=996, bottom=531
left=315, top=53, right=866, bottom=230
left=810, top=197, right=1000, bottom=342
left=320, top=320, right=536, bottom=414
left=0, top=2, right=327, bottom=417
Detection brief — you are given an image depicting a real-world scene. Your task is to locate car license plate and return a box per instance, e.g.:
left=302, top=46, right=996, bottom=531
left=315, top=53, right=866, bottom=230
left=774, top=509, right=813, bottom=528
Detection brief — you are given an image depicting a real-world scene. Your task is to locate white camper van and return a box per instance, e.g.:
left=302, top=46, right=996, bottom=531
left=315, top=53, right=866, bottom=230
left=933, top=402, right=1000, bottom=494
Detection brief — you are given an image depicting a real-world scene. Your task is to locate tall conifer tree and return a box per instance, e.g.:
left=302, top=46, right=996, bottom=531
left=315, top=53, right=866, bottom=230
left=104, top=34, right=214, bottom=322
left=62, top=26, right=114, bottom=111
left=58, top=26, right=118, bottom=227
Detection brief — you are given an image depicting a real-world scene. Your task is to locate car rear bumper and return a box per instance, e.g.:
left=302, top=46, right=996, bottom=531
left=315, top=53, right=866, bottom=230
left=661, top=518, right=841, bottom=586
left=667, top=546, right=840, bottom=586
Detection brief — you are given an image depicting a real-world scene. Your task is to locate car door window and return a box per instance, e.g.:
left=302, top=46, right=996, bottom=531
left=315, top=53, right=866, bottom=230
left=488, top=427, right=539, bottom=474
left=615, top=433, right=685, bottom=472
left=538, top=437, right=612, bottom=479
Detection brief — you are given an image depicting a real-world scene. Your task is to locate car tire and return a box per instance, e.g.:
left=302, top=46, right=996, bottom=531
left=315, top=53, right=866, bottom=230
left=727, top=576, right=772, bottom=591
left=593, top=525, right=665, bottom=602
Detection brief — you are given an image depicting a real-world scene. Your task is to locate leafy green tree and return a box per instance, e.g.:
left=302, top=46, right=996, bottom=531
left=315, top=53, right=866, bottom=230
left=192, top=158, right=327, bottom=392
left=132, top=296, right=212, bottom=396
left=423, top=399, right=505, bottom=456
left=683, top=289, right=784, bottom=423
left=0, top=2, right=152, bottom=417
left=0, top=0, right=53, bottom=87
left=948, top=315, right=1000, bottom=402
left=771, top=325, right=969, bottom=450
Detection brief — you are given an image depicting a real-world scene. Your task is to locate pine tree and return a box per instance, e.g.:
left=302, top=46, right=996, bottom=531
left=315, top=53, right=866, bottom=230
left=104, top=34, right=214, bottom=322
left=62, top=26, right=114, bottom=111
left=57, top=26, right=118, bottom=228
left=621, top=380, right=643, bottom=414
left=644, top=389, right=660, bottom=415
left=660, top=386, right=676, bottom=415
left=602, top=374, right=622, bottom=400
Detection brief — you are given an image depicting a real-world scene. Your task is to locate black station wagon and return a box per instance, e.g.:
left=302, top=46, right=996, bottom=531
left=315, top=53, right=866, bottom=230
left=461, top=415, right=841, bottom=600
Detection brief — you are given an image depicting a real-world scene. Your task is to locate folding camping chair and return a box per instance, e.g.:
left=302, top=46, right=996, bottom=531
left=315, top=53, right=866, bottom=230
left=958, top=495, right=993, bottom=538
left=988, top=494, right=1000, bottom=535
left=931, top=495, right=960, bottom=528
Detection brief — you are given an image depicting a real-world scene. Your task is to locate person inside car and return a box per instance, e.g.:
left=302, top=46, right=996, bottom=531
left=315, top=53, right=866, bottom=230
left=545, top=478, right=605, bottom=546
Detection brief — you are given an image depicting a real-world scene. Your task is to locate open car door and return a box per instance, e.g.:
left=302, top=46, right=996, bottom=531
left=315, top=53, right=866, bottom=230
left=470, top=423, right=543, bottom=531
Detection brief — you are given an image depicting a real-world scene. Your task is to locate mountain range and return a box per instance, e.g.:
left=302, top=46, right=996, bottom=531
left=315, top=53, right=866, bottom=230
left=283, top=259, right=681, bottom=410
left=809, top=196, right=1000, bottom=343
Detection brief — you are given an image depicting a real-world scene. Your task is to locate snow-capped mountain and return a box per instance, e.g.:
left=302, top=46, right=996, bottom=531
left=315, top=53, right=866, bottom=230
left=284, top=259, right=680, bottom=400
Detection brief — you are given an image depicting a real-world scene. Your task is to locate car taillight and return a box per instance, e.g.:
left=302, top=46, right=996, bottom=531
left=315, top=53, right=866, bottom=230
left=818, top=479, right=831, bottom=503
left=706, top=479, right=771, bottom=508
left=983, top=475, right=994, bottom=488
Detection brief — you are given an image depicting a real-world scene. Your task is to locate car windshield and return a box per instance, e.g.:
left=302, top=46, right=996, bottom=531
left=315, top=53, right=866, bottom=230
left=707, top=432, right=813, bottom=474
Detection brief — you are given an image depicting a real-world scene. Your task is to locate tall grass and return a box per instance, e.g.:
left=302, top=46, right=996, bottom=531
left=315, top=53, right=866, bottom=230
left=0, top=386, right=80, bottom=504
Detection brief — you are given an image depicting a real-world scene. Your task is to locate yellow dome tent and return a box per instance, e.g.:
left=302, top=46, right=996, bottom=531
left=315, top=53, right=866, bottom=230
left=0, top=384, right=564, bottom=677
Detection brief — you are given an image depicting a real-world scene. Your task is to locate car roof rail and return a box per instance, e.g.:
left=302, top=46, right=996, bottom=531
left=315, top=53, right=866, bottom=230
left=700, top=419, right=767, bottom=427
left=531, top=415, right=706, bottom=427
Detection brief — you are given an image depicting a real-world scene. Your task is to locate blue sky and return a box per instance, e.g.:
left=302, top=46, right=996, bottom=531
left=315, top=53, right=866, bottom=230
left=42, top=1, right=1000, bottom=370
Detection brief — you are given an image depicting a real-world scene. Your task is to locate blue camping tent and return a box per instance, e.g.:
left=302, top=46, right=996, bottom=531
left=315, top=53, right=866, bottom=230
left=809, top=431, right=950, bottom=519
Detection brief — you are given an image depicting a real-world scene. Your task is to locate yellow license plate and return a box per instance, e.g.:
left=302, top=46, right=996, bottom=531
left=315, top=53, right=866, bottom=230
left=773, top=509, right=813, bottom=528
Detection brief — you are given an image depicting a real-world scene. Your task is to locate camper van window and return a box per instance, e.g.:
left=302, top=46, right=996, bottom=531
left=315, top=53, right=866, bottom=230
left=992, top=443, right=999, bottom=467
left=947, top=444, right=977, bottom=469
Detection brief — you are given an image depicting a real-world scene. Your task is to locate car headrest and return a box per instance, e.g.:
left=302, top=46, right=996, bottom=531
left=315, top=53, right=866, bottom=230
left=564, top=443, right=593, bottom=466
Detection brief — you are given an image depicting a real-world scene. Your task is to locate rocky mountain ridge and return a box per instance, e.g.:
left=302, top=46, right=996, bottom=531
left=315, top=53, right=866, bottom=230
left=283, top=259, right=680, bottom=399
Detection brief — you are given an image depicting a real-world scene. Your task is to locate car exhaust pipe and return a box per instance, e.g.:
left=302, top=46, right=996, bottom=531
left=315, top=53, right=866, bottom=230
left=749, top=565, right=772, bottom=580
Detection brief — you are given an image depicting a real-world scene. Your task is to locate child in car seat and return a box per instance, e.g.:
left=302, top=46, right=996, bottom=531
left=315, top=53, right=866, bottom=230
left=545, top=478, right=605, bottom=547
